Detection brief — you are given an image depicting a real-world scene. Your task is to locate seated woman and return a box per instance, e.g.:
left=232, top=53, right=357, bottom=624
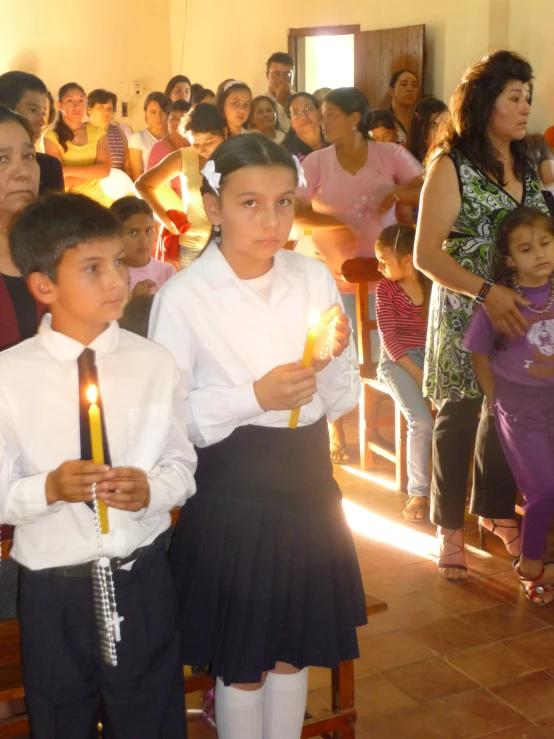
left=128, top=91, right=170, bottom=181
left=135, top=103, right=228, bottom=268
left=87, top=88, right=131, bottom=177
left=283, top=92, right=328, bottom=160
left=215, top=80, right=252, bottom=136
left=43, top=82, right=111, bottom=206
left=368, top=109, right=398, bottom=143
left=388, top=69, right=420, bottom=145
left=165, top=75, right=192, bottom=103
left=147, top=100, right=191, bottom=198
left=248, top=95, right=284, bottom=143
left=408, top=96, right=448, bottom=164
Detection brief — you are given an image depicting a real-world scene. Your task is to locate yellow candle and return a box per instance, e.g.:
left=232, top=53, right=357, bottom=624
left=289, top=310, right=320, bottom=429
left=86, top=385, right=109, bottom=534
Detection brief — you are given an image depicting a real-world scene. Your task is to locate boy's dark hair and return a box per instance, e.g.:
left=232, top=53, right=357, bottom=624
left=368, top=108, right=396, bottom=132
left=144, top=91, right=171, bottom=113
left=87, top=88, right=117, bottom=111
left=54, top=82, right=86, bottom=151
left=10, top=193, right=123, bottom=281
left=0, top=104, right=34, bottom=141
left=494, top=206, right=554, bottom=282
left=376, top=223, right=432, bottom=312
left=325, top=87, right=372, bottom=139
left=0, top=71, right=48, bottom=110
left=285, top=92, right=320, bottom=118
left=164, top=75, right=191, bottom=98
left=110, top=196, right=153, bottom=223
left=184, top=102, right=228, bottom=137
left=167, top=99, right=192, bottom=116
left=266, top=52, right=294, bottom=72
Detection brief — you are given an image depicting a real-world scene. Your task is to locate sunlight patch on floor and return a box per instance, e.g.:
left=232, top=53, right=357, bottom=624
left=342, top=465, right=398, bottom=491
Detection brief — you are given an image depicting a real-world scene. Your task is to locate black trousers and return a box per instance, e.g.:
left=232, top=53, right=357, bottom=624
left=18, top=544, right=187, bottom=739
left=431, top=396, right=517, bottom=529
left=0, top=559, right=18, bottom=621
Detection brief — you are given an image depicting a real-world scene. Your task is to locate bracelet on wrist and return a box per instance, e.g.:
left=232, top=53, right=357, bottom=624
left=475, top=279, right=493, bottom=304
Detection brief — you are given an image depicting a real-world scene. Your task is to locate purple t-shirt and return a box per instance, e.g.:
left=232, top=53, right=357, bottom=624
left=464, top=282, right=554, bottom=389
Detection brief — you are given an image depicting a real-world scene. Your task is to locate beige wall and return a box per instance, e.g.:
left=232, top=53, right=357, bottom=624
left=169, top=0, right=552, bottom=134
left=2, top=0, right=172, bottom=131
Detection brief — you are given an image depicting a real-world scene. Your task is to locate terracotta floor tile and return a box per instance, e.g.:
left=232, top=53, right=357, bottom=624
left=383, top=592, right=451, bottom=630
left=446, top=642, right=535, bottom=686
left=423, top=579, right=507, bottom=614
left=307, top=666, right=331, bottom=691
left=355, top=629, right=434, bottom=674
left=383, top=656, right=477, bottom=702
left=459, top=603, right=548, bottom=640
left=503, top=628, right=554, bottom=671
left=342, top=672, right=416, bottom=718
left=427, top=687, right=528, bottom=738
left=489, top=670, right=554, bottom=721
left=476, top=723, right=538, bottom=738
left=356, top=611, right=399, bottom=640
left=358, top=703, right=471, bottom=739
left=405, top=615, right=493, bottom=656
left=521, top=723, right=554, bottom=739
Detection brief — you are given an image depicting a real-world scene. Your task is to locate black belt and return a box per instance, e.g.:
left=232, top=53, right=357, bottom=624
left=51, top=534, right=164, bottom=578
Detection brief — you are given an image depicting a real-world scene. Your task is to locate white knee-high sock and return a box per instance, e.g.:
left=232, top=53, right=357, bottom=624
left=215, top=677, right=264, bottom=739
left=262, top=669, right=308, bottom=739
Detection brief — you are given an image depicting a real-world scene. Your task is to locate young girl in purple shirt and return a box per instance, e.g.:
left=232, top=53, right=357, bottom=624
left=465, top=206, right=554, bottom=606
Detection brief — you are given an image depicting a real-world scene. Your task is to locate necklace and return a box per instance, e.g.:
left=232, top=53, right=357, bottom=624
left=512, top=274, right=554, bottom=314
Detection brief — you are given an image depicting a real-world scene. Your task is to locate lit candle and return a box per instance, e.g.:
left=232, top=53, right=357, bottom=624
left=289, top=310, right=320, bottom=430
left=86, top=385, right=109, bottom=534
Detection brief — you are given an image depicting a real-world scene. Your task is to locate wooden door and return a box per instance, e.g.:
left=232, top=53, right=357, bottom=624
left=354, top=25, right=425, bottom=109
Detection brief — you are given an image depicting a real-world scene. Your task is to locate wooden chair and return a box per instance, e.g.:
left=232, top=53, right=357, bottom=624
left=0, top=515, right=386, bottom=738
left=342, top=257, right=409, bottom=492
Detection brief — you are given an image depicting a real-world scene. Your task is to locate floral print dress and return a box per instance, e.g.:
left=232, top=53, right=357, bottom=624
left=424, top=149, right=548, bottom=401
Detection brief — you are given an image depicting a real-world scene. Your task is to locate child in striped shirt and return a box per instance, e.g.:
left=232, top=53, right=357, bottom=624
left=375, top=224, right=434, bottom=521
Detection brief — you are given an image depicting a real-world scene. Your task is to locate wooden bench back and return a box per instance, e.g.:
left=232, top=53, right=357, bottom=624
left=341, top=257, right=382, bottom=381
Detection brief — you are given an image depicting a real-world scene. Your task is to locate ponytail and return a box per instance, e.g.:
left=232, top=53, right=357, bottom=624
left=53, top=82, right=85, bottom=152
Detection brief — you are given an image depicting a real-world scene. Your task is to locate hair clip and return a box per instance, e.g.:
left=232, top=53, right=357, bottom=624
left=201, top=160, right=221, bottom=194
left=393, top=228, right=401, bottom=251
left=223, top=80, right=242, bottom=93
left=292, top=155, right=307, bottom=188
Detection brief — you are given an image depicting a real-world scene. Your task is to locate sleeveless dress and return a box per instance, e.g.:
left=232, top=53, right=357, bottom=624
left=424, top=149, right=548, bottom=402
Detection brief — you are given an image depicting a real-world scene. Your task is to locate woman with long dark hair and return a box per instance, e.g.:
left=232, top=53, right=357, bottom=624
left=215, top=80, right=252, bottom=137
left=408, top=96, right=448, bottom=164
left=43, top=83, right=111, bottom=205
left=283, top=93, right=327, bottom=160
left=414, top=50, right=548, bottom=580
left=388, top=69, right=420, bottom=145
left=128, top=91, right=170, bottom=180
left=165, top=75, right=192, bottom=103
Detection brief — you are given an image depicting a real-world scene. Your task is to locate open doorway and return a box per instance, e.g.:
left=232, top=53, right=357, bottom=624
left=304, top=34, right=355, bottom=92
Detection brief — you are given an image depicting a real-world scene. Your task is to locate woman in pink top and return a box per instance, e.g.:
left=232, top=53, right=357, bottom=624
left=147, top=100, right=191, bottom=198
left=296, top=87, right=423, bottom=462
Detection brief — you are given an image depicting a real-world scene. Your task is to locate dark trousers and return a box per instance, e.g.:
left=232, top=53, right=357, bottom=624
left=18, top=544, right=187, bottom=739
left=0, top=559, right=18, bottom=621
left=430, top=396, right=517, bottom=529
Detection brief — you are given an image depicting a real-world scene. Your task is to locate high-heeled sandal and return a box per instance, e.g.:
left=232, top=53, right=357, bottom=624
left=514, top=561, right=554, bottom=606
left=437, top=528, right=468, bottom=580
left=478, top=518, right=520, bottom=558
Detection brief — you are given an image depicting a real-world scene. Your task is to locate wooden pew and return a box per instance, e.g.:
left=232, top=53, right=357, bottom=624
left=0, top=515, right=386, bottom=738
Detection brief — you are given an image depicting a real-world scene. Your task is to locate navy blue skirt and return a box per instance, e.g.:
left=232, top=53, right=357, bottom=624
left=170, top=417, right=367, bottom=685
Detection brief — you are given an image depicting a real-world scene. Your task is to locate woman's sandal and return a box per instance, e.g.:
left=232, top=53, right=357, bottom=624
left=403, top=496, right=427, bottom=523
left=330, top=441, right=351, bottom=465
left=478, top=518, right=520, bottom=558
left=436, top=528, right=468, bottom=581
left=514, top=561, right=554, bottom=606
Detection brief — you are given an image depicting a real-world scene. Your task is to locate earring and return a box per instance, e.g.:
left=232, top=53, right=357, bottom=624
left=352, top=126, right=357, bottom=131
left=214, top=225, right=221, bottom=234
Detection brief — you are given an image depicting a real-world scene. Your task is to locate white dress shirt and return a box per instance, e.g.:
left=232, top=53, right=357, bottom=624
left=266, top=88, right=293, bottom=133
left=0, top=316, right=197, bottom=570
left=149, top=242, right=361, bottom=448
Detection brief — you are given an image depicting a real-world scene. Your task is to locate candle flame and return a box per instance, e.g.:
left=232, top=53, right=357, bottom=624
left=86, top=385, right=98, bottom=404
left=308, top=309, right=321, bottom=328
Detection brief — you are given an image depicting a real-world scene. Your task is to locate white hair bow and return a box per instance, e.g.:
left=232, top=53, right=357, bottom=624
left=201, top=160, right=221, bottom=194
left=292, top=155, right=307, bottom=188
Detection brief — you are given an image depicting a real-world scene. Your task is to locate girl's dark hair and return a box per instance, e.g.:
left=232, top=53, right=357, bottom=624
left=215, top=81, right=252, bottom=123
left=376, top=223, right=432, bottom=312
left=200, top=135, right=298, bottom=244
left=87, top=88, right=117, bottom=111
left=54, top=82, right=85, bottom=152
left=250, top=95, right=280, bottom=131
left=184, top=103, right=228, bottom=137
left=164, top=75, right=191, bottom=98
left=368, top=108, right=396, bottom=132
left=190, top=84, right=207, bottom=104
left=285, top=92, right=320, bottom=118
left=408, top=96, right=448, bottom=163
left=46, top=90, right=55, bottom=125
left=110, top=195, right=153, bottom=223
left=428, top=51, right=535, bottom=185
left=324, top=87, right=372, bottom=139
left=0, top=104, right=34, bottom=141
left=143, top=91, right=170, bottom=113
left=494, top=206, right=554, bottom=282
left=389, top=69, right=418, bottom=89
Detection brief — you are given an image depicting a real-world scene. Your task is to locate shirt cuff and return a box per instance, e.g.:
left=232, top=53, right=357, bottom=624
left=228, top=381, right=264, bottom=423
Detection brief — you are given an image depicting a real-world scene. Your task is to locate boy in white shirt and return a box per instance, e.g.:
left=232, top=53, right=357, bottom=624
left=0, top=193, right=196, bottom=739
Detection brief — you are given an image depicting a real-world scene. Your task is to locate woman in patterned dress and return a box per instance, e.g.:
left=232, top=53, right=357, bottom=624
left=414, top=51, right=548, bottom=580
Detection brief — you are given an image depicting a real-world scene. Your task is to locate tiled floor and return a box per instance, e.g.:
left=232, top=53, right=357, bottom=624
left=187, top=413, right=554, bottom=739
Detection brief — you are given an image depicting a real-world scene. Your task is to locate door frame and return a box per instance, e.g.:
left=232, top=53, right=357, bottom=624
left=288, top=25, right=361, bottom=91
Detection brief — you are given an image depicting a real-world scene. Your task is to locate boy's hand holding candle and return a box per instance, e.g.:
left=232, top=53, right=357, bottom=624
left=97, top=467, right=151, bottom=512
left=45, top=460, right=111, bottom=505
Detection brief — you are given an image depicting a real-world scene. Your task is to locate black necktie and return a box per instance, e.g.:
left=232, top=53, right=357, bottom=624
left=78, top=349, right=112, bottom=510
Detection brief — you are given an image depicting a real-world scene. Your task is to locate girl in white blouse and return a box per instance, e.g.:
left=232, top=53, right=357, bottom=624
left=149, top=135, right=366, bottom=739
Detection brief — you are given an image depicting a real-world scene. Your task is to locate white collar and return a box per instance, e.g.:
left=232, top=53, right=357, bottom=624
left=38, top=314, right=120, bottom=362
